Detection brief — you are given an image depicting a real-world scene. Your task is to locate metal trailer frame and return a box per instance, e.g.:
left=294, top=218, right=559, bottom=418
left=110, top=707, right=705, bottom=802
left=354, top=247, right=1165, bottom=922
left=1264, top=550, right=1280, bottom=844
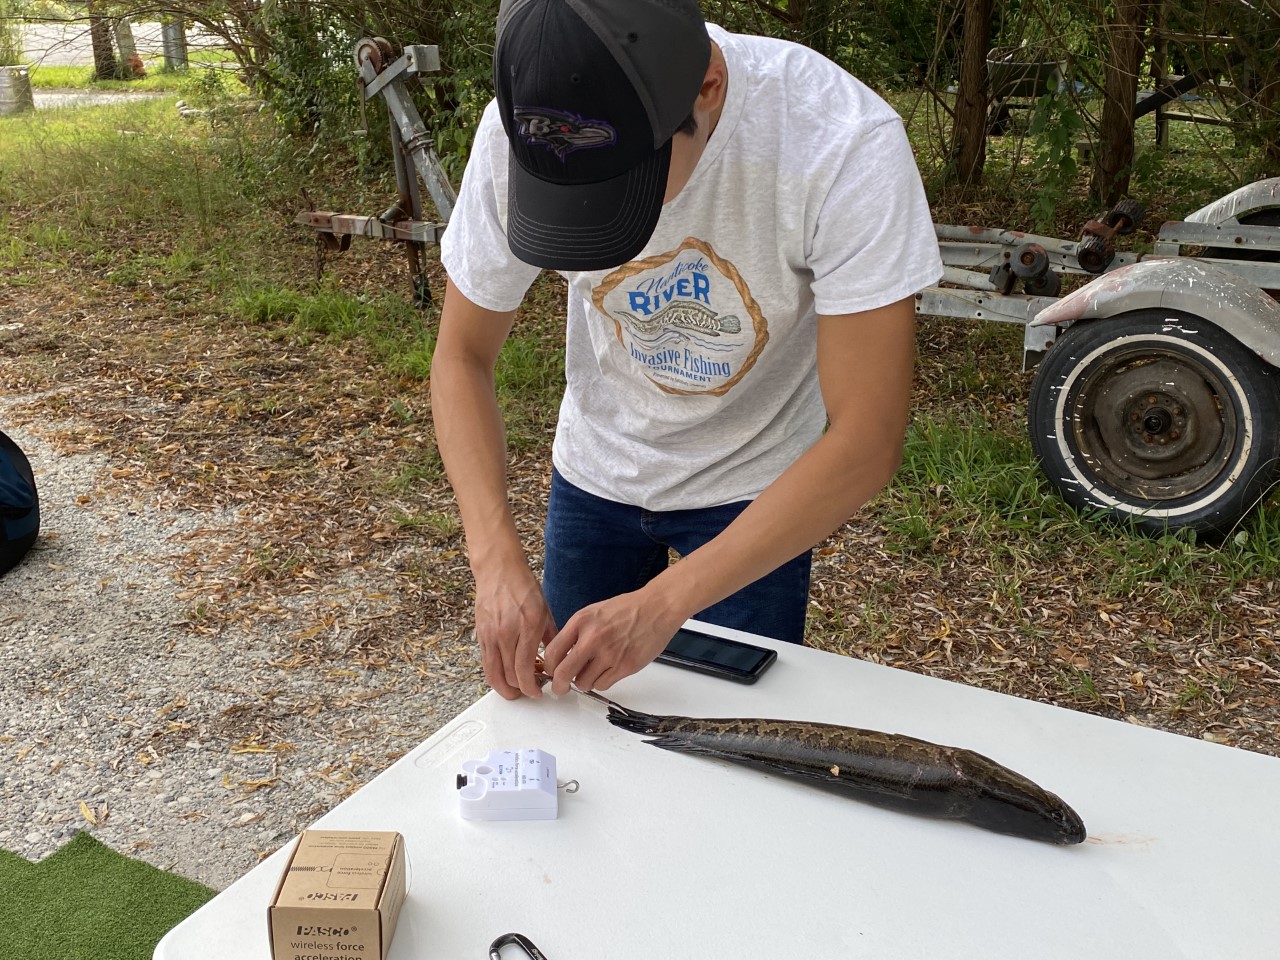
left=295, top=44, right=1280, bottom=536
left=919, top=180, right=1280, bottom=370
left=919, top=178, right=1280, bottom=537
left=295, top=38, right=457, bottom=307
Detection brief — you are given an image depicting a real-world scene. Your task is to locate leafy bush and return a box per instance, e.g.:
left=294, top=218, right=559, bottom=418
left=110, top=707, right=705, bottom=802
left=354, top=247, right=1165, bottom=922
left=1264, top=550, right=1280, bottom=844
left=0, top=0, right=25, bottom=65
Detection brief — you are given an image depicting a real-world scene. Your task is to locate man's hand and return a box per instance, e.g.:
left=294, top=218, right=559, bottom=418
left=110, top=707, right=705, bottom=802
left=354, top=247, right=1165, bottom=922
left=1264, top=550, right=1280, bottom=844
left=474, top=562, right=557, bottom=700
left=540, top=590, right=684, bottom=696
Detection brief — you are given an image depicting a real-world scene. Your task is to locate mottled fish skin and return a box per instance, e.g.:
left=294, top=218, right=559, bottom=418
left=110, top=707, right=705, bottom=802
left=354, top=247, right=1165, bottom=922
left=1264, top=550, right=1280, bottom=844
left=606, top=707, right=1086, bottom=845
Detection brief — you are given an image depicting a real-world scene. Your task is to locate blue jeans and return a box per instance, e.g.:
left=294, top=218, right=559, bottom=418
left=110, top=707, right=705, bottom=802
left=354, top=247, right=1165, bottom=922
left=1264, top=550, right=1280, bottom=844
left=542, top=468, right=811, bottom=644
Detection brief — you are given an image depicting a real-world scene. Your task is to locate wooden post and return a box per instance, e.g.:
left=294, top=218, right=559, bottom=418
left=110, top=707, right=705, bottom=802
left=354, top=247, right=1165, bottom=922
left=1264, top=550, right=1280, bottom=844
left=87, top=0, right=119, bottom=80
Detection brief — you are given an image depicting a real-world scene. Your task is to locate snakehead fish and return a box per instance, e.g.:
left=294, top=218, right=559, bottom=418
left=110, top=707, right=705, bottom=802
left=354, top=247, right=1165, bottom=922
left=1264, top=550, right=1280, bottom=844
left=596, top=694, right=1087, bottom=845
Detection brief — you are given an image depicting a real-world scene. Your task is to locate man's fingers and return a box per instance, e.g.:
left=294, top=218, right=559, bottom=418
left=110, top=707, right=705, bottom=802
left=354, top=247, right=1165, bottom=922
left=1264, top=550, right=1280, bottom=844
left=592, top=666, right=625, bottom=692
left=550, top=645, right=590, bottom=697
left=573, top=655, right=614, bottom=695
left=541, top=624, right=577, bottom=674
left=480, top=637, right=521, bottom=700
left=513, top=626, right=545, bottom=699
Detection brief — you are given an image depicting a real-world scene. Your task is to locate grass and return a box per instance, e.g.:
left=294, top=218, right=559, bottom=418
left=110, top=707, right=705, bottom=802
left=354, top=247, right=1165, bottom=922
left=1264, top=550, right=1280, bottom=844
left=879, top=405, right=1280, bottom=639
left=27, top=51, right=240, bottom=92
left=0, top=98, right=249, bottom=228
left=3, top=74, right=1280, bottom=747
left=0, top=832, right=214, bottom=960
left=231, top=282, right=559, bottom=445
left=235, top=286, right=437, bottom=379
left=29, top=63, right=183, bottom=92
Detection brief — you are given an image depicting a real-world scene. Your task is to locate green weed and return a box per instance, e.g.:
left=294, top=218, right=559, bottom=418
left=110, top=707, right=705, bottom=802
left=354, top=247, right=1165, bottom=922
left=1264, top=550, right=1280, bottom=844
left=1059, top=666, right=1101, bottom=703
left=393, top=510, right=461, bottom=539
left=1176, top=677, right=1215, bottom=710
left=233, top=286, right=436, bottom=379
left=387, top=449, right=446, bottom=492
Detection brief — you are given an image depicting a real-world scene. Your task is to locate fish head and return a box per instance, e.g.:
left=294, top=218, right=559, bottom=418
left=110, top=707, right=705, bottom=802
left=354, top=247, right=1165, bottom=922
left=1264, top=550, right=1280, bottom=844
left=1037, top=797, right=1088, bottom=845
left=959, top=750, right=1088, bottom=845
left=967, top=787, right=1088, bottom=845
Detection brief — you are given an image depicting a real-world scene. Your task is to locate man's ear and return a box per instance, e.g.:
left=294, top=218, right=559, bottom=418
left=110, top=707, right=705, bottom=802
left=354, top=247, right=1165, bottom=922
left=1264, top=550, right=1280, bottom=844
left=693, top=45, right=728, bottom=115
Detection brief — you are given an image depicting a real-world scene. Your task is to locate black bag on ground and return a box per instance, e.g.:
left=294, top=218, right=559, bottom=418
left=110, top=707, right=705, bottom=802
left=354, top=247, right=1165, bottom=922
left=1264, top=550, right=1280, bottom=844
left=0, top=429, right=40, bottom=577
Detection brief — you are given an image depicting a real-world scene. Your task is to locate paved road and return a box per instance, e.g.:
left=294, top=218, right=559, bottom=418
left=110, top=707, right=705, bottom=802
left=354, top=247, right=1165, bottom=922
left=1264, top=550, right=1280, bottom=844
left=19, top=21, right=226, bottom=68
left=31, top=89, right=163, bottom=109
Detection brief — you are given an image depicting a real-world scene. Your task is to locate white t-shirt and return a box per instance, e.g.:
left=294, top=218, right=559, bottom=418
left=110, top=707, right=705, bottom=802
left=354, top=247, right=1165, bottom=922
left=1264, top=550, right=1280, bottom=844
left=441, top=24, right=943, bottom=511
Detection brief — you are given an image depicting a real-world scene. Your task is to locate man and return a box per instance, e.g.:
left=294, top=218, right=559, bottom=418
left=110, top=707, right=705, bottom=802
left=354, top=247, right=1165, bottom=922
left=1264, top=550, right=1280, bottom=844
left=430, top=0, right=943, bottom=700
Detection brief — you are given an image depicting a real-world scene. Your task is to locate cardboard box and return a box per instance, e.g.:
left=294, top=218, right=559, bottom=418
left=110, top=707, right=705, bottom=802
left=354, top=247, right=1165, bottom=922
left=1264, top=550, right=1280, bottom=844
left=268, top=830, right=406, bottom=960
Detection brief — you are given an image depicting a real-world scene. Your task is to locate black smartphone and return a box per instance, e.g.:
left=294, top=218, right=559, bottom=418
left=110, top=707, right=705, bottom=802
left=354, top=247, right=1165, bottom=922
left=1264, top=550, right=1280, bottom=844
left=655, top=627, right=778, bottom=684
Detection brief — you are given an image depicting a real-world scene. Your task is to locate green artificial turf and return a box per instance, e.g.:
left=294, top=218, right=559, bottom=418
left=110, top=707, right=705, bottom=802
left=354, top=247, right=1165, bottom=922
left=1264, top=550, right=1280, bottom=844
left=0, top=832, right=216, bottom=960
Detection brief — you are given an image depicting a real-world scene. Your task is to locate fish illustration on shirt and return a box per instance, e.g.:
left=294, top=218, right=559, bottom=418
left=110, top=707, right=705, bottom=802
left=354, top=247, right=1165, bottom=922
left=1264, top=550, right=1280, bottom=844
left=617, top=300, right=742, bottom=343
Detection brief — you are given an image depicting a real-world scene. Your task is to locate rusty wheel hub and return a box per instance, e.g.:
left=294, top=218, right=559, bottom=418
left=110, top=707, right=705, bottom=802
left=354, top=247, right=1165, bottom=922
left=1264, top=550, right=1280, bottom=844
left=1077, top=355, right=1233, bottom=499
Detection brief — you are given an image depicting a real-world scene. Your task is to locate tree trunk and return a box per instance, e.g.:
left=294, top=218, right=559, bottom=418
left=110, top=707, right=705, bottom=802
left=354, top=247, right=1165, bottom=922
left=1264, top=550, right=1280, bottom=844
left=115, top=18, right=143, bottom=78
left=800, top=0, right=834, bottom=58
left=87, top=1, right=118, bottom=80
left=1090, top=0, right=1149, bottom=205
left=951, top=0, right=993, bottom=187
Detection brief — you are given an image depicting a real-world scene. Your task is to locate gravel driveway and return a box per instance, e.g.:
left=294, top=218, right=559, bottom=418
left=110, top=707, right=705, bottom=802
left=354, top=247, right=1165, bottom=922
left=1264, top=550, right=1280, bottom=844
left=0, top=401, right=485, bottom=890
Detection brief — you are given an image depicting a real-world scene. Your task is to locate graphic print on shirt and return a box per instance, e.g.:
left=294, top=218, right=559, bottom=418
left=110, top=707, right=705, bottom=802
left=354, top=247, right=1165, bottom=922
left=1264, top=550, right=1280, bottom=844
left=591, top=238, right=769, bottom=397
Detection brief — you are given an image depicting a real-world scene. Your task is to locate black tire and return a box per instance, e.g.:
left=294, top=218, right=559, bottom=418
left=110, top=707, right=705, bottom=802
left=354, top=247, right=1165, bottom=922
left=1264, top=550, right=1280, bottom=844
left=1109, top=199, right=1145, bottom=235
left=1028, top=310, right=1280, bottom=538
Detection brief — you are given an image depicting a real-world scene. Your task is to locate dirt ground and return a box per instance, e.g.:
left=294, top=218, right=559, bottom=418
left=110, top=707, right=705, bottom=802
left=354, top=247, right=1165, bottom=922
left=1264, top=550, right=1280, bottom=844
left=1, top=184, right=1278, bottom=889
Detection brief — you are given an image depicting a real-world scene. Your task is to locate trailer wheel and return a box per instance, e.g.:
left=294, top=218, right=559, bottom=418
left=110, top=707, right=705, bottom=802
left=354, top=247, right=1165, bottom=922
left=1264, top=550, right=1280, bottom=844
left=1028, top=310, right=1280, bottom=538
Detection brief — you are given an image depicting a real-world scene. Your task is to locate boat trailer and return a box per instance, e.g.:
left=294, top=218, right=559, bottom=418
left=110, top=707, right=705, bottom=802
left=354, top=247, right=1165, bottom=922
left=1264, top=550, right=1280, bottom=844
left=296, top=39, right=1280, bottom=537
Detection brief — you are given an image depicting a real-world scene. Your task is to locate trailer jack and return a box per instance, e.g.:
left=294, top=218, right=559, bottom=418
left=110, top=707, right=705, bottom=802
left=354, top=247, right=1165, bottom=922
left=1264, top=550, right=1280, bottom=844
left=295, top=37, right=457, bottom=308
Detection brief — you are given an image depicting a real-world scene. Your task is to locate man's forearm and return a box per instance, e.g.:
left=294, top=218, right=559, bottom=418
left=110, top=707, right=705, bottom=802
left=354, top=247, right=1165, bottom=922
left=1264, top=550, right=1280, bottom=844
left=640, top=423, right=902, bottom=623
left=429, top=281, right=527, bottom=578
left=430, top=356, right=527, bottom=574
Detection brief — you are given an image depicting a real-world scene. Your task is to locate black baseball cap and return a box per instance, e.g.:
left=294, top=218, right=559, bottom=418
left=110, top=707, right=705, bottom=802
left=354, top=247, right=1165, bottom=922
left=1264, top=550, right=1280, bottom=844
left=494, top=0, right=711, bottom=271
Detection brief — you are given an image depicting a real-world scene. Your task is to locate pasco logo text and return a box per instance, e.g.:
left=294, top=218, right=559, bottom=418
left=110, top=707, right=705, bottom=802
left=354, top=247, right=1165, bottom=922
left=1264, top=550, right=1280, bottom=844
left=295, top=925, right=354, bottom=938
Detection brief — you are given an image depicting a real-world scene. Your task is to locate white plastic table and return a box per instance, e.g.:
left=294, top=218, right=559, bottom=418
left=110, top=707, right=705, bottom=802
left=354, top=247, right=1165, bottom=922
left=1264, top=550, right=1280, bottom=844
left=155, top=621, right=1280, bottom=960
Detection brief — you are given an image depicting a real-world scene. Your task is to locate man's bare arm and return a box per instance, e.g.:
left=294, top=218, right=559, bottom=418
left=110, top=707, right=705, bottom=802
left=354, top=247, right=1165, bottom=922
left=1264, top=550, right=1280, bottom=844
left=430, top=278, right=554, bottom=699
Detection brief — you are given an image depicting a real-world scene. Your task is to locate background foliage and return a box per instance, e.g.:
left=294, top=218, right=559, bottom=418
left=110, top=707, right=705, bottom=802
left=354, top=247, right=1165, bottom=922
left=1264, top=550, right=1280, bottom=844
left=24, top=0, right=1274, bottom=201
left=0, top=0, right=25, bottom=63
left=4, top=1, right=1280, bottom=755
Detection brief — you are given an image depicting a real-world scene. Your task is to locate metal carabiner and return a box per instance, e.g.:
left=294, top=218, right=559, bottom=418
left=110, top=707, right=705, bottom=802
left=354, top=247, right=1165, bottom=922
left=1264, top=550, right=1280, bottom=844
left=489, top=932, right=550, bottom=960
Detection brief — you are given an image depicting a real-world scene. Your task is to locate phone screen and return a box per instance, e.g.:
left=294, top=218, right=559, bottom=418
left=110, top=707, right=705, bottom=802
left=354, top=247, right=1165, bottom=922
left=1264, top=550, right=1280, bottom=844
left=656, top=628, right=777, bottom=683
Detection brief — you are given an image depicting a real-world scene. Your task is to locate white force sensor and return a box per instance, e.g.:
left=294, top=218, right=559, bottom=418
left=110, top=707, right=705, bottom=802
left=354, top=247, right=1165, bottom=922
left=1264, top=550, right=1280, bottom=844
left=457, top=749, right=560, bottom=821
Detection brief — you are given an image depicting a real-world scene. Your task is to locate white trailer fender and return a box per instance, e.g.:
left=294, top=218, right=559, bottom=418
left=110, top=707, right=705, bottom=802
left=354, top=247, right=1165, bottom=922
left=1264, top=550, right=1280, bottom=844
left=1030, top=258, right=1280, bottom=368
left=1183, top=177, right=1280, bottom=225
